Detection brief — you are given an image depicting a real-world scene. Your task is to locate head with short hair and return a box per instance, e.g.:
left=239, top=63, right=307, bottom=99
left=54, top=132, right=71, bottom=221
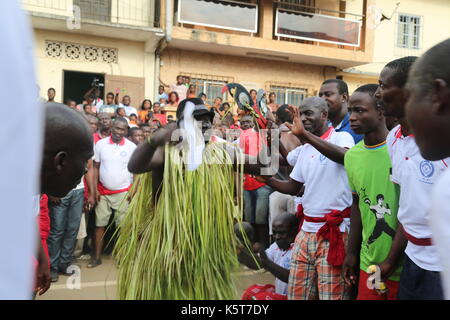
left=47, top=88, right=56, bottom=101
left=405, top=39, right=450, bottom=160
left=300, top=96, right=329, bottom=136
left=348, top=84, right=386, bottom=135
left=85, top=114, right=99, bottom=134
left=106, top=92, right=115, bottom=105
left=153, top=102, right=161, bottom=113
left=129, top=114, right=137, bottom=122
left=122, top=95, right=131, bottom=106
left=319, top=79, right=349, bottom=121
left=240, top=115, right=255, bottom=131
left=213, top=97, right=223, bottom=107
left=111, top=117, right=129, bottom=143
left=83, top=104, right=93, bottom=115
left=198, top=92, right=207, bottom=101
left=140, top=123, right=151, bottom=138
left=149, top=119, right=162, bottom=133
left=272, top=213, right=300, bottom=250
left=65, top=99, right=76, bottom=109
left=159, top=85, right=165, bottom=93
left=276, top=104, right=292, bottom=125
left=97, top=112, right=112, bottom=132
left=376, top=56, right=418, bottom=118
left=41, top=103, right=93, bottom=197
left=128, top=127, right=144, bottom=145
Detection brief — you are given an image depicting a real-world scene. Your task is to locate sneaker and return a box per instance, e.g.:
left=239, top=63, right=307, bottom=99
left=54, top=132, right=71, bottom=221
left=77, top=254, right=91, bottom=261
left=50, top=270, right=59, bottom=283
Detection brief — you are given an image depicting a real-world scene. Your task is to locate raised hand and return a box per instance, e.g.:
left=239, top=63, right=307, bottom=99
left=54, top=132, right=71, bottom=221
left=285, top=106, right=307, bottom=139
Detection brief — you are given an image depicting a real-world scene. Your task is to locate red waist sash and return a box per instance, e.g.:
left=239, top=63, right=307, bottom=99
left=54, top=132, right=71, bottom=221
left=402, top=226, right=432, bottom=246
left=297, top=205, right=351, bottom=267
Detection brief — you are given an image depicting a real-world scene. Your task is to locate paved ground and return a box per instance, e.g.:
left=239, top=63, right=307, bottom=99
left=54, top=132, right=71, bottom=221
left=36, top=255, right=275, bottom=300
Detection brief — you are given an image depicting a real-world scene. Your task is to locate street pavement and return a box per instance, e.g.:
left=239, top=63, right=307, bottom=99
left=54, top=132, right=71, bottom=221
left=36, top=255, right=275, bottom=300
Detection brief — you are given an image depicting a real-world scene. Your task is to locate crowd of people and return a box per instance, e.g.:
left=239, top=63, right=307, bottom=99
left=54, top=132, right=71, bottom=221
left=33, top=37, right=450, bottom=301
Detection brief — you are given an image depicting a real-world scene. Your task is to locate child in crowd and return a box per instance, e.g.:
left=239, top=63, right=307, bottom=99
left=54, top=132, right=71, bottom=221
left=236, top=213, right=299, bottom=300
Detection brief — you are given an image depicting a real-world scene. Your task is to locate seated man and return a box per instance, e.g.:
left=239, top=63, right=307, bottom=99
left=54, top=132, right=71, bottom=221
left=236, top=213, right=299, bottom=300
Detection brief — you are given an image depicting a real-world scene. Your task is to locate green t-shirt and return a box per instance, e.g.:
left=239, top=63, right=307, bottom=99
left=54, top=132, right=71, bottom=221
left=344, top=141, right=402, bottom=281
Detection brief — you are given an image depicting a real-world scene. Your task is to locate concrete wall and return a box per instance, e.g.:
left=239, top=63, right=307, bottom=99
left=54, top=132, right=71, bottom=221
left=33, top=29, right=155, bottom=102
left=160, top=47, right=336, bottom=96
left=344, top=0, right=450, bottom=90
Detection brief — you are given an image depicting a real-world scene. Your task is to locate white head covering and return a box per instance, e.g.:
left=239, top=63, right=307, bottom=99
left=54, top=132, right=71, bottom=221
left=179, top=101, right=205, bottom=171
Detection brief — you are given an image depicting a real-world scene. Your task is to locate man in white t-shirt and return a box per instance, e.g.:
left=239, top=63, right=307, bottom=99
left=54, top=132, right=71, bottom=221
left=259, top=97, right=354, bottom=300
left=169, top=75, right=188, bottom=101
left=376, top=55, right=449, bottom=300
left=118, top=95, right=138, bottom=117
left=403, top=39, right=450, bottom=299
left=89, top=117, right=136, bottom=268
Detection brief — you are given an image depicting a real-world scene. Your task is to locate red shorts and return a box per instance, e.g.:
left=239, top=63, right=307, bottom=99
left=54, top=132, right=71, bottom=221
left=357, top=270, right=399, bottom=300
left=242, top=284, right=287, bottom=300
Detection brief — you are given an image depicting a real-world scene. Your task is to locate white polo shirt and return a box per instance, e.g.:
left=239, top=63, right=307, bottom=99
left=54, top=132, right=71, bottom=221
left=290, top=127, right=354, bottom=233
left=94, top=137, right=136, bottom=191
left=387, top=125, right=449, bottom=271
left=287, top=146, right=303, bottom=207
left=429, top=169, right=450, bottom=298
left=265, top=242, right=293, bottom=295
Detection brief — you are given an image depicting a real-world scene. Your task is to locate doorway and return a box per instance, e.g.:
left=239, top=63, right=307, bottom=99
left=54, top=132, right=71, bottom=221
left=63, top=71, right=105, bottom=105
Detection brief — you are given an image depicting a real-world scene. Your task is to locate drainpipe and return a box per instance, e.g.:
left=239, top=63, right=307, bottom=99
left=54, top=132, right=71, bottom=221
left=165, top=0, right=173, bottom=42
left=154, top=0, right=172, bottom=100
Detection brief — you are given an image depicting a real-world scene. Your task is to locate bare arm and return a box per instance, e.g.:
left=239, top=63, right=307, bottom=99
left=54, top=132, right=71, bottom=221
left=127, top=123, right=177, bottom=174
left=262, top=176, right=303, bottom=196
left=343, top=194, right=362, bottom=286
left=286, top=106, right=347, bottom=165
left=378, top=222, right=407, bottom=280
left=260, top=250, right=290, bottom=283
left=93, top=161, right=100, bottom=202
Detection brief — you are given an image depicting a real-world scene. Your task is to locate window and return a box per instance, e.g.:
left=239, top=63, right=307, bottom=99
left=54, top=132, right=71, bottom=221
left=397, top=14, right=422, bottom=50
left=190, top=78, right=228, bottom=106
left=270, top=86, right=307, bottom=106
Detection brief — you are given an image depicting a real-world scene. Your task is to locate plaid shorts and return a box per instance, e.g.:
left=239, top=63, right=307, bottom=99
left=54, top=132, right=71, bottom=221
left=287, top=230, right=350, bottom=300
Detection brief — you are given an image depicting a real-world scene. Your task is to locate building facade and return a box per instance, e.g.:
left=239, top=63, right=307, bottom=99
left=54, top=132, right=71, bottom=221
left=158, top=0, right=376, bottom=115
left=339, top=0, right=450, bottom=92
left=22, top=0, right=164, bottom=108
left=23, top=0, right=450, bottom=117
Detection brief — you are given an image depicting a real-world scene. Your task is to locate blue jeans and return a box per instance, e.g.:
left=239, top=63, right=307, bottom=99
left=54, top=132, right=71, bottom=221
left=398, top=255, right=444, bottom=300
left=244, top=185, right=273, bottom=225
left=47, top=188, right=84, bottom=272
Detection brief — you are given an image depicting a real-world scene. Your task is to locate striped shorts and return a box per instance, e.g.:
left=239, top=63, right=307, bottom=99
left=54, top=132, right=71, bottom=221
left=287, top=230, right=350, bottom=300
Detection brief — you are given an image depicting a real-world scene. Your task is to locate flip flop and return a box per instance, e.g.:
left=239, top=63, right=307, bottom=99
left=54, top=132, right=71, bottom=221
left=87, top=259, right=102, bottom=268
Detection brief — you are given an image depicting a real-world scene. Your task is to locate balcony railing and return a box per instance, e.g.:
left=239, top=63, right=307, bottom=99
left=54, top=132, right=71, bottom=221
left=177, top=0, right=258, bottom=33
left=22, top=0, right=161, bottom=28
left=274, top=1, right=363, bottom=48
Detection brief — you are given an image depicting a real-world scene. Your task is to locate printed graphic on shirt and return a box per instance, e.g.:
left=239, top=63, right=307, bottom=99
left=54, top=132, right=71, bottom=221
left=363, top=194, right=396, bottom=245
left=419, top=160, right=435, bottom=184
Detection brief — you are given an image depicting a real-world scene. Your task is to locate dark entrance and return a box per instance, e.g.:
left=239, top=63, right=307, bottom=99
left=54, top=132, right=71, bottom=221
left=63, top=71, right=105, bottom=105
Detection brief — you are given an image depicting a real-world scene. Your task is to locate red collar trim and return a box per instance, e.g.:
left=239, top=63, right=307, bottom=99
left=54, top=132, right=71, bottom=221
left=320, top=127, right=334, bottom=140
left=395, top=126, right=415, bottom=139
left=109, top=137, right=125, bottom=146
